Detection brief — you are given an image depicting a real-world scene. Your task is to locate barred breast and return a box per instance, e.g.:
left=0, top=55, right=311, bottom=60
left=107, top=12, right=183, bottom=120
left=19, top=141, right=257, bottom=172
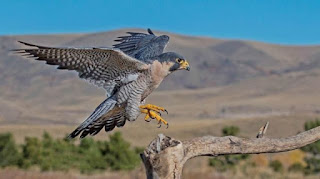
left=116, top=73, right=148, bottom=104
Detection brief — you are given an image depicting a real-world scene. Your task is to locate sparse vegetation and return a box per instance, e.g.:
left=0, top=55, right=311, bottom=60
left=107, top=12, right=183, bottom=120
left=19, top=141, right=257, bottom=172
left=269, top=160, right=283, bottom=173
left=302, top=118, right=320, bottom=175
left=209, top=154, right=250, bottom=172
left=2, top=119, right=320, bottom=177
left=0, top=133, right=21, bottom=167
left=222, top=125, right=240, bottom=136
left=207, top=121, right=320, bottom=176
left=208, top=126, right=249, bottom=172
left=288, top=163, right=305, bottom=173
left=0, top=131, right=141, bottom=174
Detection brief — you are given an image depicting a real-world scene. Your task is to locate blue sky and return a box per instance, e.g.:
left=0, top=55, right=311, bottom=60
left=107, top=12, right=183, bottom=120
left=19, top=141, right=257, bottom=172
left=1, top=0, right=319, bottom=45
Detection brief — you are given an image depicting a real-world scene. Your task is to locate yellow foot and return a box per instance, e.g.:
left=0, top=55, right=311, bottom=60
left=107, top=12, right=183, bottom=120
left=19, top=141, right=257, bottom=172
left=140, top=104, right=169, bottom=128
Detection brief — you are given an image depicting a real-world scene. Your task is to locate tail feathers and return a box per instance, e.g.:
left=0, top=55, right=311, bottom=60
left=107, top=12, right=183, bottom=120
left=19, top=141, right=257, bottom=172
left=67, top=98, right=117, bottom=139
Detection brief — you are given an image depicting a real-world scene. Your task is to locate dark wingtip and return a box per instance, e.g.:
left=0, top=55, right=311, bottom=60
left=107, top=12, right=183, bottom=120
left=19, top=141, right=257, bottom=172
left=147, top=28, right=154, bottom=35
left=10, top=49, right=24, bottom=52
left=66, top=128, right=81, bottom=140
left=65, top=134, right=74, bottom=140
left=10, top=41, right=35, bottom=52
left=16, top=41, right=50, bottom=49
left=66, top=133, right=75, bottom=140
left=17, top=41, right=37, bottom=47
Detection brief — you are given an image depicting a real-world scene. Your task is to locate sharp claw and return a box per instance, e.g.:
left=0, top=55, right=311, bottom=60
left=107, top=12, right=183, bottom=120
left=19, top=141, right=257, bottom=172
left=142, top=106, right=169, bottom=128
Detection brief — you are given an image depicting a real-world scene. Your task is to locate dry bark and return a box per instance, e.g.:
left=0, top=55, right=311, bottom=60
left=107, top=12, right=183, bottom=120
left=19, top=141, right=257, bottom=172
left=140, top=123, right=320, bottom=179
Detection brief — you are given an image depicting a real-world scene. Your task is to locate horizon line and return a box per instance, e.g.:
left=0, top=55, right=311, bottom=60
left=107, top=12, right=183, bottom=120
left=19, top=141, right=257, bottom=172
left=2, top=27, right=320, bottom=47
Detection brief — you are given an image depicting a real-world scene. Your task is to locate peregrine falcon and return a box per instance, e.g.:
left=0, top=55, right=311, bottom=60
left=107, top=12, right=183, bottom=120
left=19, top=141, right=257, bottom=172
left=13, top=29, right=190, bottom=138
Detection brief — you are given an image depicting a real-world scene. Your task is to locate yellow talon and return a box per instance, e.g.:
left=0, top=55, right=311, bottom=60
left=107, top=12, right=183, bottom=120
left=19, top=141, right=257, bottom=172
left=140, top=104, right=168, bottom=114
left=144, top=113, right=151, bottom=122
left=139, top=104, right=169, bottom=128
left=140, top=109, right=150, bottom=122
left=149, top=111, right=168, bottom=125
left=140, top=109, right=148, bottom=114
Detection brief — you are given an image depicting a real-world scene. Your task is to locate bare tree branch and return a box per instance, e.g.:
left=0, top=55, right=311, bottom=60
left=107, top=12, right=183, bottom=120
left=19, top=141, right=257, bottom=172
left=256, top=121, right=269, bottom=138
left=141, top=125, right=320, bottom=179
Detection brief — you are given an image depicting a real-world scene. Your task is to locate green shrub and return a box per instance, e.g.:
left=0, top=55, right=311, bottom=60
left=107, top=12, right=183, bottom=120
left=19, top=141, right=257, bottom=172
left=209, top=157, right=229, bottom=172
left=38, top=134, right=79, bottom=172
left=0, top=131, right=141, bottom=173
left=301, top=119, right=320, bottom=175
left=222, top=126, right=240, bottom=136
left=102, top=132, right=140, bottom=171
left=304, top=158, right=320, bottom=175
left=208, top=125, right=249, bottom=172
left=0, top=133, right=21, bottom=167
left=288, top=162, right=305, bottom=173
left=134, top=146, right=144, bottom=154
left=269, top=160, right=283, bottom=173
left=21, top=137, right=42, bottom=168
left=304, top=119, right=320, bottom=131
left=302, top=119, right=320, bottom=155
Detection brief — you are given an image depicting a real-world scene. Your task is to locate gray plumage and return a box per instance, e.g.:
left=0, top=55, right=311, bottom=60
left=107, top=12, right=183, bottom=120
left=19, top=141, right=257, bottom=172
left=113, top=28, right=169, bottom=62
left=13, top=29, right=189, bottom=138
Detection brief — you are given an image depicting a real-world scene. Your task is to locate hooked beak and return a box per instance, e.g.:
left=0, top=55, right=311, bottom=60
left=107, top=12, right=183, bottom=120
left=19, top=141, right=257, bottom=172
left=180, top=60, right=190, bottom=71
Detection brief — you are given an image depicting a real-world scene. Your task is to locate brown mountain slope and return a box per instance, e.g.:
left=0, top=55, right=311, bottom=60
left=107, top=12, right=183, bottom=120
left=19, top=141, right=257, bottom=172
left=1, top=28, right=320, bottom=125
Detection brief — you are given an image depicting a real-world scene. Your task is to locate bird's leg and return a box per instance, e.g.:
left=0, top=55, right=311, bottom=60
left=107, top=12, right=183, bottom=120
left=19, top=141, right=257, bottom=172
left=140, top=104, right=169, bottom=128
left=149, top=110, right=169, bottom=128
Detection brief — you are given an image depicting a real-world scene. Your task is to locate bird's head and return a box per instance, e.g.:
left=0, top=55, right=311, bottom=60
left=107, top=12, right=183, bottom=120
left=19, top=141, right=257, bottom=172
left=157, top=52, right=190, bottom=72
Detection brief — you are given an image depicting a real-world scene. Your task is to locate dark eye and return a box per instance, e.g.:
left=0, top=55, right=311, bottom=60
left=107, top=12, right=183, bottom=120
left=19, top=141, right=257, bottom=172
left=177, top=58, right=183, bottom=63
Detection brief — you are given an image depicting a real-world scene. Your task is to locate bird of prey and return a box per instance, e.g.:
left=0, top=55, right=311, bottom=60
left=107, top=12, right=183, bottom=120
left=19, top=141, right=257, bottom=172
left=13, top=29, right=190, bottom=139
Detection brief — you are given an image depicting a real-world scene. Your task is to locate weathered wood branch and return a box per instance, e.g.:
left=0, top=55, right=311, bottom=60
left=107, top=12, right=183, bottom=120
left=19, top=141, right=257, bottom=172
left=256, top=121, right=269, bottom=138
left=141, top=124, right=320, bottom=179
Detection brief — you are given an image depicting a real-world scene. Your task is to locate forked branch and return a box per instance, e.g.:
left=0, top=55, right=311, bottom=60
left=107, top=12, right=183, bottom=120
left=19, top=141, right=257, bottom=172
left=141, top=123, right=320, bottom=179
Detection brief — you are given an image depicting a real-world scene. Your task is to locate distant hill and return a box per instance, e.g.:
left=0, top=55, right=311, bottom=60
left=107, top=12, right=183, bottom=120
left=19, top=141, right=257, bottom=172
left=1, top=28, right=320, bottom=124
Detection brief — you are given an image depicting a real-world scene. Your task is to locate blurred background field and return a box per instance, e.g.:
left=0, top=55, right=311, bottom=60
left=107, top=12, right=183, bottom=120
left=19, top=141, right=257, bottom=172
left=1, top=29, right=320, bottom=178
left=1, top=1, right=320, bottom=178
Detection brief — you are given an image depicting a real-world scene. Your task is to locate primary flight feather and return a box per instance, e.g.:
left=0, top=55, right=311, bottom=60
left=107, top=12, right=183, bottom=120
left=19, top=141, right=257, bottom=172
left=13, top=29, right=190, bottom=138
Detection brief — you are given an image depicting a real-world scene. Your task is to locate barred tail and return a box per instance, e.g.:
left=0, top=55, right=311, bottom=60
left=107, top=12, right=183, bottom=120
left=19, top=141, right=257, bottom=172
left=67, top=97, right=117, bottom=139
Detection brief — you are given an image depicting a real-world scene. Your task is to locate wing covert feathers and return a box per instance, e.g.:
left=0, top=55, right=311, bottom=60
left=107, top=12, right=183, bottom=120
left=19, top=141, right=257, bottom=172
left=13, top=41, right=148, bottom=91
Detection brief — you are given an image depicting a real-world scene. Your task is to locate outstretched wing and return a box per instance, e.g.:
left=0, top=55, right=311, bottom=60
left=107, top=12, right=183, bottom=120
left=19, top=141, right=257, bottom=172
left=67, top=97, right=127, bottom=139
left=113, top=28, right=169, bottom=62
left=13, top=41, right=149, bottom=95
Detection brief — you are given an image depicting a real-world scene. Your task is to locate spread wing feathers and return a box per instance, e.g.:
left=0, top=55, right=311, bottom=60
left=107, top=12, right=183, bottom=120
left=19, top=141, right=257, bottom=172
left=113, top=29, right=155, bottom=54
left=113, top=28, right=169, bottom=61
left=13, top=41, right=148, bottom=91
left=67, top=97, right=120, bottom=139
left=82, top=110, right=127, bottom=138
